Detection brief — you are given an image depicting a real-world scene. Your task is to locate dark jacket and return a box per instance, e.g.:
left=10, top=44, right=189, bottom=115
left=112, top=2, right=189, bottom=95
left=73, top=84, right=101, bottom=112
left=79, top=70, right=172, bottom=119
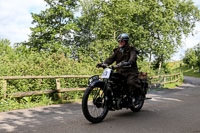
left=104, top=44, right=139, bottom=73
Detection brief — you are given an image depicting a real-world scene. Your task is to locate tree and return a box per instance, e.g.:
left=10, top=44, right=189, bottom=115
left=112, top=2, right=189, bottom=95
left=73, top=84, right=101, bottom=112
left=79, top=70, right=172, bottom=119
left=21, top=0, right=200, bottom=72
left=183, top=46, right=198, bottom=69
left=24, top=0, right=79, bottom=53
left=194, top=43, right=200, bottom=72
left=0, top=39, right=14, bottom=56
left=78, top=0, right=200, bottom=72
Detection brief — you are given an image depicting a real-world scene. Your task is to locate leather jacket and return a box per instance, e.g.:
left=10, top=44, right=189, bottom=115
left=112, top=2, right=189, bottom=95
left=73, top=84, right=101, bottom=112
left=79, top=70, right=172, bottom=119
left=104, top=44, right=139, bottom=73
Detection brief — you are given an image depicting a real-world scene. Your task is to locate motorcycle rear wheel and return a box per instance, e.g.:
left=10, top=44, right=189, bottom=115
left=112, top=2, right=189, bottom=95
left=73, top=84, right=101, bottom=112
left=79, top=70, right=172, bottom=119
left=130, top=95, right=144, bottom=112
left=82, top=86, right=108, bottom=123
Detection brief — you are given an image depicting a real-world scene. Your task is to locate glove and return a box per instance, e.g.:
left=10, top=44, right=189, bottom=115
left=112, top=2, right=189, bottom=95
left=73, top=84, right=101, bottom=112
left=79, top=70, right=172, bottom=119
left=115, top=61, right=132, bottom=68
left=96, top=63, right=102, bottom=68
left=120, top=62, right=132, bottom=66
left=96, top=63, right=108, bottom=68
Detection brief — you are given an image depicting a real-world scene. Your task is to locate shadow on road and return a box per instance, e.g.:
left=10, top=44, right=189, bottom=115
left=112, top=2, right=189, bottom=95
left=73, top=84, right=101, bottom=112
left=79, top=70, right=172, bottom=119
left=0, top=80, right=199, bottom=133
left=0, top=103, right=81, bottom=133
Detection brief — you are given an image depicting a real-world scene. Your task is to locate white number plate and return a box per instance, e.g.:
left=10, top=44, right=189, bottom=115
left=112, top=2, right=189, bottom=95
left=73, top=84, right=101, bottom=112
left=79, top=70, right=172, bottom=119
left=101, top=68, right=111, bottom=79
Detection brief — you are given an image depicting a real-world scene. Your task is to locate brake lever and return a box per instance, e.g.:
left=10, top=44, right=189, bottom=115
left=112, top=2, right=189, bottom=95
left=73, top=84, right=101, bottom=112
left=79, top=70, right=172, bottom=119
left=112, top=65, right=120, bottom=69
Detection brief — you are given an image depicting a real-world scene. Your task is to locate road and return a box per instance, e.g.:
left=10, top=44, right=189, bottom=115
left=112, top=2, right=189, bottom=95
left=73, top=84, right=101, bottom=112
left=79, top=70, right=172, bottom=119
left=0, top=76, right=200, bottom=133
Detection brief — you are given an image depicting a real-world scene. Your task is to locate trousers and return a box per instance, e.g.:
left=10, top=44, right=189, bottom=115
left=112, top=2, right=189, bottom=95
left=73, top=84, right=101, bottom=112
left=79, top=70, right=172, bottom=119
left=120, top=72, right=141, bottom=94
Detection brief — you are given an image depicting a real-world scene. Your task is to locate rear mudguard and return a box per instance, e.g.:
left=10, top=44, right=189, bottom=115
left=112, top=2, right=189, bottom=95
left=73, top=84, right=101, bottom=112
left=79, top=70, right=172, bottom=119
left=89, top=80, right=105, bottom=89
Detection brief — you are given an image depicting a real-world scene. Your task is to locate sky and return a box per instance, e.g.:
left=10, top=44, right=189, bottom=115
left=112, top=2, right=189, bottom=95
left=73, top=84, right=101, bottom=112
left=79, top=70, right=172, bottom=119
left=0, top=0, right=46, bottom=44
left=0, top=0, right=199, bottom=61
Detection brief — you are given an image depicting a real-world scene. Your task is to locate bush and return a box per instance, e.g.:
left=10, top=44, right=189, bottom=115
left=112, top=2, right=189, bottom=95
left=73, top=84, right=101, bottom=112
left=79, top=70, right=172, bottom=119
left=0, top=39, right=182, bottom=111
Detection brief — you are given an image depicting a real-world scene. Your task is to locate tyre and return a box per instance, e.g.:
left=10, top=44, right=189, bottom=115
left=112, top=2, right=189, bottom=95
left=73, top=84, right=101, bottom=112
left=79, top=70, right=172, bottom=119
left=82, top=86, right=109, bottom=123
left=130, top=94, right=145, bottom=112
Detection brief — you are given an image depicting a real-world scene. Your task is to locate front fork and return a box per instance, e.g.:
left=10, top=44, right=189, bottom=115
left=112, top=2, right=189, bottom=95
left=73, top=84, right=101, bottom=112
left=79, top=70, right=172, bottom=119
left=102, top=79, right=114, bottom=110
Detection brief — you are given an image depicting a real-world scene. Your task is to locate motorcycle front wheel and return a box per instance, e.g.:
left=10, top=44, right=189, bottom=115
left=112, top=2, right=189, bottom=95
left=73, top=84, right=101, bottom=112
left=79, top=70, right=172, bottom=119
left=82, top=86, right=108, bottom=123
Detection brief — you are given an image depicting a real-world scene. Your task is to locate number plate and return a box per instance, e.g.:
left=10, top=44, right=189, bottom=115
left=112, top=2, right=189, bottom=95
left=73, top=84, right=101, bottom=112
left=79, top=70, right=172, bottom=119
left=101, top=68, right=111, bottom=79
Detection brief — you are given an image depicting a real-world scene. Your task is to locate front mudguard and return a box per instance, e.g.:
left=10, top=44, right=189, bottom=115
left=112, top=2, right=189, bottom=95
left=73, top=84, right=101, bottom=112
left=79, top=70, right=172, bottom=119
left=88, top=80, right=105, bottom=89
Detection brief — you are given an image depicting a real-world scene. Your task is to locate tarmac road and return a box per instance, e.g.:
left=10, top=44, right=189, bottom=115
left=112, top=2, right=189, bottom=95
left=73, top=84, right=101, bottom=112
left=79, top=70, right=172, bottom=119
left=0, top=76, right=200, bottom=133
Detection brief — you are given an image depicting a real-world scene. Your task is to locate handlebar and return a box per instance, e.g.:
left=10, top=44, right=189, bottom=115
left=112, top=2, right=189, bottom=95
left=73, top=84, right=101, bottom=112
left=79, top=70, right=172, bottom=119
left=112, top=64, right=132, bottom=69
left=97, top=64, right=131, bottom=70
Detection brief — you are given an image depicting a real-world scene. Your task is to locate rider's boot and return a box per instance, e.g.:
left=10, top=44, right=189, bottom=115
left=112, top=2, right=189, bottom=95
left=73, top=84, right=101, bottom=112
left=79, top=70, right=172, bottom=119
left=127, top=91, right=135, bottom=107
left=134, top=96, right=141, bottom=105
left=134, top=89, right=141, bottom=105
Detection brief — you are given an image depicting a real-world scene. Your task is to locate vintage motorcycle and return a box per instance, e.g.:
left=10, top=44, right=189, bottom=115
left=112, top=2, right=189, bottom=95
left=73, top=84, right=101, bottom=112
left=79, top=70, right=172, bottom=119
left=82, top=64, right=148, bottom=123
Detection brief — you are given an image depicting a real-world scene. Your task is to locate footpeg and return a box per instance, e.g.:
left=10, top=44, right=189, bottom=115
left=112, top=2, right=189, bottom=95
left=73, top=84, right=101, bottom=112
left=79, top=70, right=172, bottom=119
left=144, top=97, right=152, bottom=100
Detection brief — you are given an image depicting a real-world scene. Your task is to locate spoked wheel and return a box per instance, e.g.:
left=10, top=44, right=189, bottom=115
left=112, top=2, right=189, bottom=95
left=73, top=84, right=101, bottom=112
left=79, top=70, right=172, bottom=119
left=130, top=95, right=145, bottom=112
left=82, top=86, right=108, bottom=123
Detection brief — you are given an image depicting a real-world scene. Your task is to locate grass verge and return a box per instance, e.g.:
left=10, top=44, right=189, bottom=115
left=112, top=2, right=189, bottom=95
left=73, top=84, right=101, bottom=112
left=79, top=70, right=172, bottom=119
left=164, top=82, right=183, bottom=89
left=183, top=68, right=200, bottom=78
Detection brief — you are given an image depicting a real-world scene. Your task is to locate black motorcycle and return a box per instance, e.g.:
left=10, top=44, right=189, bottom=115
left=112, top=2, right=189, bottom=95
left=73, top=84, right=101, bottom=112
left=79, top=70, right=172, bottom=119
left=82, top=64, right=148, bottom=123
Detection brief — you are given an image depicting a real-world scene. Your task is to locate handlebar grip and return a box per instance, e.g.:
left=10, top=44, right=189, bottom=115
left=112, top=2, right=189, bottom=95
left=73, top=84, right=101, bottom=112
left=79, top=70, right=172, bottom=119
left=113, top=64, right=132, bottom=69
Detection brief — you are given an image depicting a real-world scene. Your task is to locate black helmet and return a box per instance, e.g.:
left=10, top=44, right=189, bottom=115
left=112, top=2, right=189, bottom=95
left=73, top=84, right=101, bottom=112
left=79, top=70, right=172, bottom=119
left=117, top=33, right=129, bottom=42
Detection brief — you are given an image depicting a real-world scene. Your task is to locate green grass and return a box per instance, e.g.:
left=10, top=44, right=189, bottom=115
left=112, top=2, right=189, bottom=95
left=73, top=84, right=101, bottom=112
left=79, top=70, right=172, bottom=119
left=167, top=61, right=182, bottom=71
left=0, top=98, right=82, bottom=112
left=0, top=91, right=85, bottom=112
left=167, top=61, right=200, bottom=78
left=164, top=82, right=183, bottom=89
left=182, top=67, right=200, bottom=78
left=150, top=82, right=183, bottom=91
left=0, top=99, right=53, bottom=112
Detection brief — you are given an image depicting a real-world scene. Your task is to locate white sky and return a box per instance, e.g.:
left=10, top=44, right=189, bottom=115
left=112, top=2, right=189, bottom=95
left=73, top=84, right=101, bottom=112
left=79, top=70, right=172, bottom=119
left=0, top=0, right=46, bottom=44
left=0, top=0, right=199, bottom=61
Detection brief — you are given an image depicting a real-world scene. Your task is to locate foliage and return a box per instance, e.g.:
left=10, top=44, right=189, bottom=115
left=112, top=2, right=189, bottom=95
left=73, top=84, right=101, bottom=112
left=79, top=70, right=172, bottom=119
left=0, top=39, right=103, bottom=111
left=183, top=43, right=200, bottom=71
left=0, top=38, right=184, bottom=111
left=0, top=39, right=14, bottom=55
left=20, top=0, right=200, bottom=67
left=78, top=0, right=200, bottom=66
left=23, top=0, right=79, bottom=52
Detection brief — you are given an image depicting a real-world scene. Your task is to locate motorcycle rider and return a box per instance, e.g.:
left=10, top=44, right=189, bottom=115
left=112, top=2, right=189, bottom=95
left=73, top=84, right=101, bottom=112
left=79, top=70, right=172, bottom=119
left=97, top=33, right=142, bottom=105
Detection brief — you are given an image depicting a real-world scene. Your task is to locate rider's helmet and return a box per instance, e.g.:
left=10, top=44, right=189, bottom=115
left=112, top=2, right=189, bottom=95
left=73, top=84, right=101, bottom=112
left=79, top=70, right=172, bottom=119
left=117, top=33, right=129, bottom=43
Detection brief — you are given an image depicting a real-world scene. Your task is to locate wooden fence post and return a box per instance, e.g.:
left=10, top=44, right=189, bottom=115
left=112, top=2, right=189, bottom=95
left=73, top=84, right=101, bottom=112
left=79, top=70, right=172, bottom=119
left=56, top=79, right=62, bottom=99
left=163, top=76, right=166, bottom=88
left=2, top=80, right=7, bottom=99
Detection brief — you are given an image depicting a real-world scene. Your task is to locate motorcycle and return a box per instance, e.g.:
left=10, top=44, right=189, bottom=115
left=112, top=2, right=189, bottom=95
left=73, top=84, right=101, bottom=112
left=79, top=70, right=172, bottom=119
left=82, top=64, right=148, bottom=123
